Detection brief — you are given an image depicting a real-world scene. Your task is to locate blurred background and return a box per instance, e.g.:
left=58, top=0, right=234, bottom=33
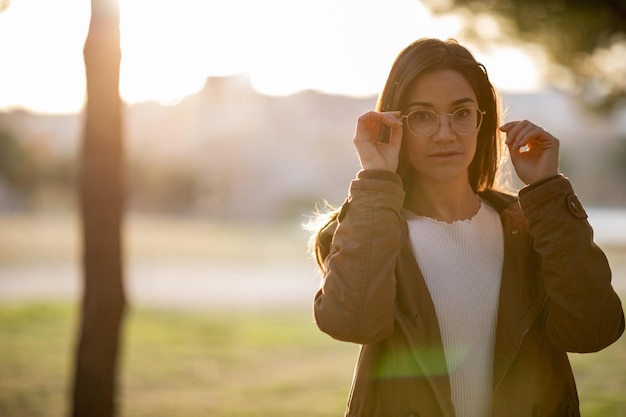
left=1, top=0, right=625, bottom=416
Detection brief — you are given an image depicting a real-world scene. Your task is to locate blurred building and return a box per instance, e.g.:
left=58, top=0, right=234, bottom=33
left=1, top=75, right=625, bottom=219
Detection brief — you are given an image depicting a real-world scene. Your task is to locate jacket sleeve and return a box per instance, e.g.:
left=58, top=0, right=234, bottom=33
left=519, top=175, right=625, bottom=352
left=313, top=169, right=405, bottom=344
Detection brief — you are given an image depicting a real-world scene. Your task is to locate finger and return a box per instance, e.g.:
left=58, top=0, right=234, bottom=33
left=380, top=112, right=403, bottom=143
left=500, top=120, right=525, bottom=145
left=387, top=118, right=404, bottom=147
left=499, top=120, right=531, bottom=134
left=512, top=126, right=544, bottom=151
left=357, top=111, right=401, bottom=134
left=382, top=110, right=402, bottom=119
left=499, top=121, right=519, bottom=132
left=362, top=111, right=402, bottom=144
left=504, top=120, right=543, bottom=150
left=355, top=111, right=384, bottom=142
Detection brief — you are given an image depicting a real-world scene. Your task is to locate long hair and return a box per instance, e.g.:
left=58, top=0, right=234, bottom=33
left=377, top=38, right=502, bottom=195
left=307, top=38, right=504, bottom=270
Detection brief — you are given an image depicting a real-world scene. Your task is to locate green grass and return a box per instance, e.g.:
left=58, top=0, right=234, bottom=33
left=120, top=307, right=356, bottom=417
left=0, top=304, right=77, bottom=417
left=1, top=302, right=626, bottom=417
left=570, top=333, right=626, bottom=416
left=0, top=303, right=356, bottom=417
left=1, top=214, right=625, bottom=416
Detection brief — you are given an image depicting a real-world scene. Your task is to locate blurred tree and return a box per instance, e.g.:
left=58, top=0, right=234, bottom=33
left=71, top=0, right=126, bottom=416
left=425, top=0, right=626, bottom=107
left=0, top=127, right=38, bottom=192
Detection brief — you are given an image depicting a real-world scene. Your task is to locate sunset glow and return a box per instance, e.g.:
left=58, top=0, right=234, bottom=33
left=0, top=0, right=545, bottom=114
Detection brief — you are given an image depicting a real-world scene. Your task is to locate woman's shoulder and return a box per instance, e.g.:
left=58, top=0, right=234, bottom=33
left=304, top=206, right=340, bottom=271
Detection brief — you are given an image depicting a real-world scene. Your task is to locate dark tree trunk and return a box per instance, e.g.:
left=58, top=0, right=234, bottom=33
left=71, top=0, right=126, bottom=416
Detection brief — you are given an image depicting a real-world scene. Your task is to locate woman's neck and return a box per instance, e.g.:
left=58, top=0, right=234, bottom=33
left=405, top=179, right=480, bottom=224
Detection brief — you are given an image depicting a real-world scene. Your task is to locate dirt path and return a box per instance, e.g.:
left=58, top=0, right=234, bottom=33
left=0, top=260, right=321, bottom=310
left=1, top=249, right=625, bottom=310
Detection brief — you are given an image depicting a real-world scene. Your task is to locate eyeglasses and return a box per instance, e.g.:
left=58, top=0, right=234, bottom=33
left=402, top=107, right=486, bottom=137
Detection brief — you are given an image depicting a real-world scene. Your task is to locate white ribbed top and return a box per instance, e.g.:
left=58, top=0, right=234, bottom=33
left=404, top=201, right=503, bottom=417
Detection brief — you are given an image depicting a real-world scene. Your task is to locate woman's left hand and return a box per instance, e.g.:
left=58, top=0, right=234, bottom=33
left=500, top=120, right=560, bottom=185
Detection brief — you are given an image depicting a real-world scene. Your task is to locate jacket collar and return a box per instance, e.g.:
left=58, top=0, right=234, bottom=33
left=478, top=188, right=519, bottom=212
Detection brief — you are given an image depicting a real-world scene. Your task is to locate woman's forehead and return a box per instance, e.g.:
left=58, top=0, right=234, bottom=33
left=404, top=70, right=477, bottom=108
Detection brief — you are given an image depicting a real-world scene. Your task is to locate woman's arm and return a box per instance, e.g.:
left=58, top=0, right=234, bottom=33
left=519, top=175, right=625, bottom=352
left=313, top=170, right=405, bottom=344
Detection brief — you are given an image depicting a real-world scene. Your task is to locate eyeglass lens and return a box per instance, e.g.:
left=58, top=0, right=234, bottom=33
left=405, top=107, right=483, bottom=136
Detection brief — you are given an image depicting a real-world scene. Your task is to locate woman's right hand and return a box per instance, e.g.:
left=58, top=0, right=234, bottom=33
left=353, top=111, right=404, bottom=172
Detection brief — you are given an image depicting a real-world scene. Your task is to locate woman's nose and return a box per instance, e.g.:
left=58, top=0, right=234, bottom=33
left=432, top=115, right=455, bottom=141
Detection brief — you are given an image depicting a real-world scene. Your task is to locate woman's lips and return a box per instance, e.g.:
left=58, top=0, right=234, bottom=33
left=429, top=150, right=462, bottom=158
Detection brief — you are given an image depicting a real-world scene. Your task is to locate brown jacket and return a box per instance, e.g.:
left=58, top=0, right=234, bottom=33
left=314, top=170, right=624, bottom=417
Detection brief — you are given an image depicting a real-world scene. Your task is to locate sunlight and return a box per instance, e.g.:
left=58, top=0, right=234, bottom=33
left=475, top=46, right=546, bottom=93
left=0, top=0, right=545, bottom=114
left=118, top=0, right=252, bottom=105
left=118, top=0, right=466, bottom=100
left=0, top=0, right=89, bottom=113
left=246, top=0, right=463, bottom=97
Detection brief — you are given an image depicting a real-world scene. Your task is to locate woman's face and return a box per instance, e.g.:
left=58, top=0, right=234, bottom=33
left=402, top=69, right=479, bottom=188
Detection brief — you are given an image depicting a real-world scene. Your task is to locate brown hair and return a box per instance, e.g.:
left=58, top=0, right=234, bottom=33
left=377, top=38, right=502, bottom=194
left=307, top=39, right=504, bottom=270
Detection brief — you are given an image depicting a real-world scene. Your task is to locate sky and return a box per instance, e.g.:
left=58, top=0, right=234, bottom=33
left=0, top=0, right=546, bottom=115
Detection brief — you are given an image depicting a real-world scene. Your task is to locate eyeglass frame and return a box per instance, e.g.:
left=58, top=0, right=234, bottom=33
left=401, top=106, right=487, bottom=137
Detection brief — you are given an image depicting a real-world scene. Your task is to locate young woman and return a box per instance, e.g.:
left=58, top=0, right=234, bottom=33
left=309, top=38, right=624, bottom=417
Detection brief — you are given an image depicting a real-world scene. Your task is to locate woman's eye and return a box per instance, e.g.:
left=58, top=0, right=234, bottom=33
left=413, top=111, right=434, bottom=122
left=454, top=108, right=470, bottom=120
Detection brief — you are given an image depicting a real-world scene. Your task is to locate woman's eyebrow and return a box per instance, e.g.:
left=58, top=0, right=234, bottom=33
left=405, top=97, right=476, bottom=109
left=451, top=98, right=476, bottom=106
left=405, top=101, right=434, bottom=108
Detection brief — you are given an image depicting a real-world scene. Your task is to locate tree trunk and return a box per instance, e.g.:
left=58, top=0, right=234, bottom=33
left=71, top=0, right=126, bottom=416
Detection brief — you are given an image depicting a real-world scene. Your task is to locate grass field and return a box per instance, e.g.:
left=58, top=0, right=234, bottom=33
left=0, top=303, right=358, bottom=417
left=1, top=213, right=625, bottom=416
left=1, top=302, right=625, bottom=417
